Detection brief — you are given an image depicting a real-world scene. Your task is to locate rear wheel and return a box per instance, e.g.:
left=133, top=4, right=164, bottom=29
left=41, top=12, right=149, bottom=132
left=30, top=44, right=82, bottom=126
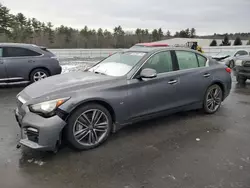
left=229, top=60, right=235, bottom=69
left=30, top=68, right=49, bottom=83
left=66, top=104, right=112, bottom=150
left=203, top=84, right=223, bottom=114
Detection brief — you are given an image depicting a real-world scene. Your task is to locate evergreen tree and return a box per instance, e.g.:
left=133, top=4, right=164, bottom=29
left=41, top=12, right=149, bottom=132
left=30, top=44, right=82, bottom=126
left=166, top=30, right=171, bottom=37
left=210, top=39, right=217, bottom=46
left=233, top=37, right=242, bottom=46
left=190, top=28, right=196, bottom=38
left=221, top=34, right=231, bottom=46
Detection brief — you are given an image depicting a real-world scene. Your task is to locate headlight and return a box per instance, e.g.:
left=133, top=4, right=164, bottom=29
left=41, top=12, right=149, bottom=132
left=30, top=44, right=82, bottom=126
left=235, top=60, right=243, bottom=66
left=29, top=97, right=70, bottom=116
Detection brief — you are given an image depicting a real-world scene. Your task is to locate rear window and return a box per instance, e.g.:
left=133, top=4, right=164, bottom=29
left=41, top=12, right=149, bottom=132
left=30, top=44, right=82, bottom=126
left=40, top=47, right=55, bottom=56
left=3, top=47, right=41, bottom=57
left=197, top=54, right=207, bottom=67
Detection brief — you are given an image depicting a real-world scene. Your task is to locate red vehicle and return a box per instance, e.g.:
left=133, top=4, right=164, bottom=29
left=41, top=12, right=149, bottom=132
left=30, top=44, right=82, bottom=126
left=130, top=43, right=169, bottom=49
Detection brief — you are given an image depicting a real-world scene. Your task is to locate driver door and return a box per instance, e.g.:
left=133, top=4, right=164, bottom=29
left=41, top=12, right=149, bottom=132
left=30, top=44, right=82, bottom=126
left=127, top=50, right=180, bottom=120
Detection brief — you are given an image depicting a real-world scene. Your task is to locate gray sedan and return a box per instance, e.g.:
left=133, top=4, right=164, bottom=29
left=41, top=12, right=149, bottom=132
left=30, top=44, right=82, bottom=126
left=15, top=47, right=232, bottom=152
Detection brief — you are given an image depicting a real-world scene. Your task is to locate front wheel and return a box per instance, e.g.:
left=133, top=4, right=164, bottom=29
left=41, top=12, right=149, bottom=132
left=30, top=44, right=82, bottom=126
left=66, top=104, right=112, bottom=150
left=203, top=84, right=223, bottom=114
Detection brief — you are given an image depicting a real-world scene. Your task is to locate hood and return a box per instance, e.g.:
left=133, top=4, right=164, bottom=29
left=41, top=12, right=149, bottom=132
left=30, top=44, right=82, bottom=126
left=22, top=71, right=114, bottom=99
left=212, top=54, right=230, bottom=58
left=212, top=55, right=231, bottom=61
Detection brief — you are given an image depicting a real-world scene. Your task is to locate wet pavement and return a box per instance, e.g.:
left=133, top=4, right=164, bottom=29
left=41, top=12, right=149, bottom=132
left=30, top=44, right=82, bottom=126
left=0, top=70, right=250, bottom=188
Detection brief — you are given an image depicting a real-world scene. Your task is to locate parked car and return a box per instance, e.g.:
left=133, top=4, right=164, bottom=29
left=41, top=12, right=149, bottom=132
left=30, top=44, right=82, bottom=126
left=0, top=43, right=62, bottom=85
left=212, top=50, right=249, bottom=68
left=15, top=47, right=232, bottom=152
left=233, top=56, right=250, bottom=84
left=130, top=43, right=169, bottom=49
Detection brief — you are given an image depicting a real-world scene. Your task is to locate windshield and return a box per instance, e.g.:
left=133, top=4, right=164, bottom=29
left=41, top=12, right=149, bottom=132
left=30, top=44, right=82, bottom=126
left=88, top=51, right=146, bottom=76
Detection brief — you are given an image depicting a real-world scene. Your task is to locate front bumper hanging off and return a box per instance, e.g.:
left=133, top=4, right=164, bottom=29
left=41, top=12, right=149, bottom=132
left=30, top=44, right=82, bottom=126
left=15, top=108, right=66, bottom=151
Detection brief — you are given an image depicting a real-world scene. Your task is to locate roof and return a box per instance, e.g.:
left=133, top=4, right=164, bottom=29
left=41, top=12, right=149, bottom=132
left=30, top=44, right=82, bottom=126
left=135, top=42, right=169, bottom=47
left=124, top=46, right=203, bottom=54
left=0, top=43, right=39, bottom=48
left=153, top=38, right=249, bottom=47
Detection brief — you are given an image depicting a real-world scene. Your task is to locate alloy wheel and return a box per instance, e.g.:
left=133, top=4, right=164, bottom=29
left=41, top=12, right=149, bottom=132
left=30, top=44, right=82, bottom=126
left=33, top=71, right=47, bottom=82
left=73, top=109, right=109, bottom=147
left=206, top=86, right=222, bottom=112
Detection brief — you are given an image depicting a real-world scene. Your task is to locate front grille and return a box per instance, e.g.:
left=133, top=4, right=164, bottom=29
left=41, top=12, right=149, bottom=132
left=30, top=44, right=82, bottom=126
left=244, top=61, right=250, bottom=67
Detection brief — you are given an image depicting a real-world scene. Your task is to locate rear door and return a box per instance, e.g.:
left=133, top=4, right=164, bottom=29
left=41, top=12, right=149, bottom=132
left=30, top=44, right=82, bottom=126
left=0, top=47, right=7, bottom=81
left=127, top=50, right=180, bottom=119
left=173, top=50, right=212, bottom=107
left=3, top=47, right=42, bottom=81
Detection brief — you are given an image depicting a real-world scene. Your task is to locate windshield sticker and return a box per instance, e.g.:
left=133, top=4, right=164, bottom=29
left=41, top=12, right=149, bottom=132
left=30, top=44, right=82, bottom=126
left=130, top=53, right=145, bottom=56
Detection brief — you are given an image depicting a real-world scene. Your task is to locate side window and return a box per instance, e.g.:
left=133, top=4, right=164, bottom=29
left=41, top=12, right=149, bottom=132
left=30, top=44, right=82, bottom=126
left=142, top=51, right=173, bottom=74
left=0, top=48, right=2, bottom=57
left=237, top=51, right=248, bottom=56
left=197, top=54, right=207, bottom=67
left=3, top=47, right=41, bottom=57
left=175, top=51, right=199, bottom=70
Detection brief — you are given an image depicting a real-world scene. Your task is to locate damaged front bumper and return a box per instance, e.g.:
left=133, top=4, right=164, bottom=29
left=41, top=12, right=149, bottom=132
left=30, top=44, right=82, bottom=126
left=15, top=107, right=66, bottom=151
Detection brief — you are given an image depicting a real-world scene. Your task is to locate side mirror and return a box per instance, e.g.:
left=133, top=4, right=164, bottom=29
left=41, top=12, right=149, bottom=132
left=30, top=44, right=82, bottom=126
left=235, top=54, right=240, bottom=57
left=140, top=68, right=157, bottom=79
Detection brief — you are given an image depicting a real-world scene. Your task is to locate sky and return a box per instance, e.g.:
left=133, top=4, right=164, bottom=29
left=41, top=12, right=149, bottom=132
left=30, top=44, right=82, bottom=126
left=2, top=0, right=250, bottom=35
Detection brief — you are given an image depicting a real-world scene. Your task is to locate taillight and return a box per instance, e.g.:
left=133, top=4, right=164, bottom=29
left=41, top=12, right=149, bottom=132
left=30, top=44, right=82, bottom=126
left=225, top=67, right=231, bottom=73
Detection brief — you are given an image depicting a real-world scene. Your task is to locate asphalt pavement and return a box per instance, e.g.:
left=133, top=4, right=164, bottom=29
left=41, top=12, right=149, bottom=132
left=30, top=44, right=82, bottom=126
left=0, top=75, right=250, bottom=188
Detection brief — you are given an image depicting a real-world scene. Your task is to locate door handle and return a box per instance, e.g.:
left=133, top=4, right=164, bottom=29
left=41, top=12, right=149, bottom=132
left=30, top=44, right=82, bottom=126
left=168, top=80, right=178, bottom=84
left=28, top=60, right=35, bottom=63
left=0, top=61, right=3, bottom=64
left=203, top=73, right=210, bottom=78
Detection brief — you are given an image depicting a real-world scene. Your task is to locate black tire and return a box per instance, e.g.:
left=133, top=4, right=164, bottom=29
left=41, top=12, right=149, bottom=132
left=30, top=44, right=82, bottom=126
left=203, top=84, right=223, bottom=114
left=229, top=60, right=235, bottom=69
left=236, top=75, right=246, bottom=84
left=30, top=68, right=49, bottom=83
left=65, top=103, right=112, bottom=151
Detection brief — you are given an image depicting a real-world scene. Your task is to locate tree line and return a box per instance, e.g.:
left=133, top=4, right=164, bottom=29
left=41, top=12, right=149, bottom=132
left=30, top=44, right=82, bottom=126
left=210, top=34, right=250, bottom=46
left=0, top=3, right=249, bottom=48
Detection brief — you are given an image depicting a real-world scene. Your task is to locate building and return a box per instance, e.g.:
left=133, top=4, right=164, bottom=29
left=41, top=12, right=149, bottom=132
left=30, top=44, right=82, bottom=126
left=152, top=38, right=249, bottom=47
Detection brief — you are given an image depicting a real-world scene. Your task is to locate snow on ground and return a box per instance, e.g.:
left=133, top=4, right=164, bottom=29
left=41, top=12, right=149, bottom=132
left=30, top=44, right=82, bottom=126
left=60, top=59, right=99, bottom=73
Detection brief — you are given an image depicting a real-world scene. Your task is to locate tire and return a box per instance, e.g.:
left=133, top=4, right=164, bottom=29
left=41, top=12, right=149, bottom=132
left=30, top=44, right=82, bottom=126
left=203, top=84, right=223, bottom=114
left=236, top=75, right=247, bottom=84
left=65, top=103, right=112, bottom=150
left=229, top=60, right=235, bottom=69
left=30, top=68, right=49, bottom=83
